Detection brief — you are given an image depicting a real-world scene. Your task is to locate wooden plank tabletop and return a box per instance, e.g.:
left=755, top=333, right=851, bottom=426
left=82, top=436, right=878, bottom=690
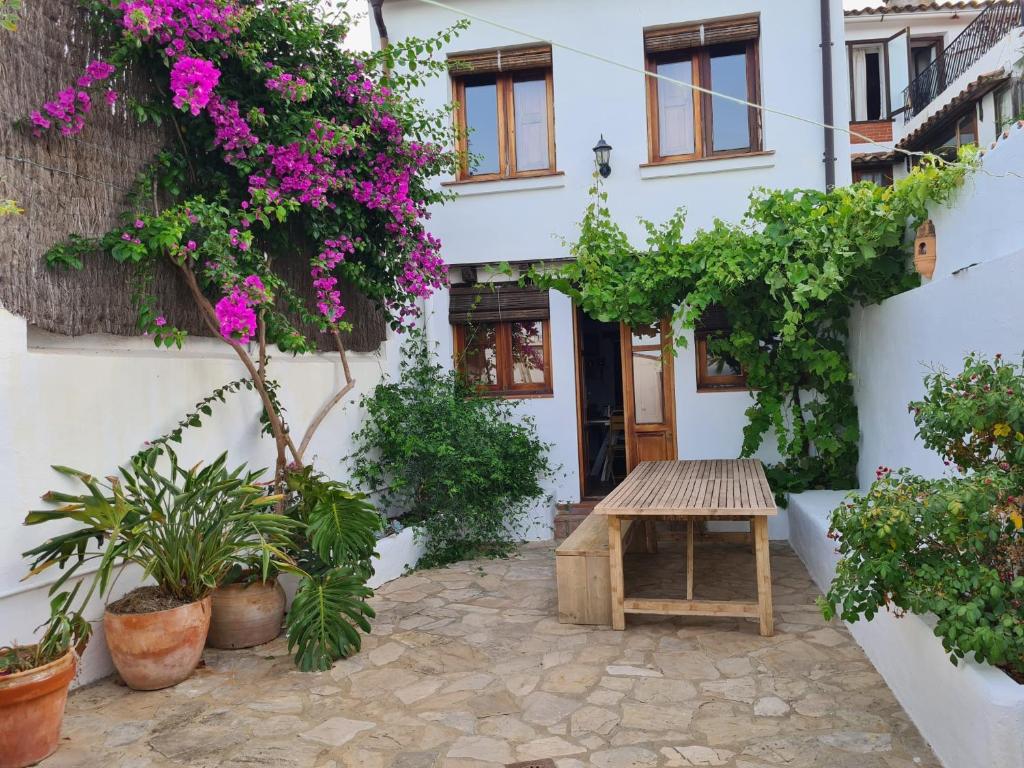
left=592, top=460, right=777, bottom=517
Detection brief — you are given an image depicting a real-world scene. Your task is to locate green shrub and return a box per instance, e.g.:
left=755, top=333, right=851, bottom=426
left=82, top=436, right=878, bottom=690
left=350, top=330, right=554, bottom=568
left=821, top=353, right=1024, bottom=677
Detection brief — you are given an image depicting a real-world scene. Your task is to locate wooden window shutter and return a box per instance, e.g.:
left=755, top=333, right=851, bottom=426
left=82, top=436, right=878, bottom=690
left=448, top=284, right=550, bottom=324
left=448, top=44, right=552, bottom=76
left=644, top=24, right=702, bottom=54
left=644, top=16, right=759, bottom=54
left=703, top=16, right=759, bottom=46
left=694, top=304, right=732, bottom=336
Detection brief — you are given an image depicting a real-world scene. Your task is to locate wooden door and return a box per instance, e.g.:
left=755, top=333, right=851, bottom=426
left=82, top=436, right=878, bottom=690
left=620, top=320, right=677, bottom=471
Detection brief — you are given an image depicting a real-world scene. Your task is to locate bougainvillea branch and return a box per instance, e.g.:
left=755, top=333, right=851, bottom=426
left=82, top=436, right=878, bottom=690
left=41, top=0, right=467, bottom=484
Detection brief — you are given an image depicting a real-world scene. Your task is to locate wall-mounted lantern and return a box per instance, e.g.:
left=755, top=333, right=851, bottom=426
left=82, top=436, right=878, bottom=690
left=914, top=219, right=937, bottom=280
left=593, top=135, right=612, bottom=178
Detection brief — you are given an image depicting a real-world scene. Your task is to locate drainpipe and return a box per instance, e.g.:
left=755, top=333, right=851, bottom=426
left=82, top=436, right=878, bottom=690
left=820, top=0, right=837, bottom=190
left=370, top=0, right=389, bottom=49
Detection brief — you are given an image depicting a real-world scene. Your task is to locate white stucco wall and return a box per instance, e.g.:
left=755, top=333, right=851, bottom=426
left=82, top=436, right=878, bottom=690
left=384, top=0, right=849, bottom=525
left=0, top=307, right=400, bottom=684
left=850, top=122, right=1024, bottom=486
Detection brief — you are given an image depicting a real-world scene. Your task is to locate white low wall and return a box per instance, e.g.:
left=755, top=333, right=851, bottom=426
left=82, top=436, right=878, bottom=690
left=788, top=492, right=1024, bottom=768
left=367, top=526, right=426, bottom=588
left=0, top=307, right=400, bottom=685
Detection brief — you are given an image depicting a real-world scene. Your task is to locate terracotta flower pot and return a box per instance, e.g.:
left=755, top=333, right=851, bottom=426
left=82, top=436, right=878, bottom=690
left=0, top=651, right=76, bottom=768
left=104, top=596, right=211, bottom=691
left=207, top=580, right=286, bottom=649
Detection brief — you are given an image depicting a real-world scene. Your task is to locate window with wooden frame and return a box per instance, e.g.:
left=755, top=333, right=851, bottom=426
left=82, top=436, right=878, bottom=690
left=450, top=283, right=552, bottom=396
left=694, top=306, right=747, bottom=391
left=852, top=165, right=894, bottom=187
left=449, top=45, right=556, bottom=181
left=644, top=16, right=762, bottom=164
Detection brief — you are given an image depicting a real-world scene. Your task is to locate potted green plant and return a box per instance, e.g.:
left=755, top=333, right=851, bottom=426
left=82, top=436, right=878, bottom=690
left=22, top=450, right=291, bottom=690
left=0, top=589, right=89, bottom=768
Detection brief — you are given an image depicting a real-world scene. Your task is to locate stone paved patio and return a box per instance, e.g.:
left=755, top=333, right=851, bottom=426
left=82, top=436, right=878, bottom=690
left=46, top=540, right=938, bottom=768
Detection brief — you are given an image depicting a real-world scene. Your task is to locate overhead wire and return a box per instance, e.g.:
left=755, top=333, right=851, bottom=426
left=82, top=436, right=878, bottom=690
left=411, top=0, right=1024, bottom=181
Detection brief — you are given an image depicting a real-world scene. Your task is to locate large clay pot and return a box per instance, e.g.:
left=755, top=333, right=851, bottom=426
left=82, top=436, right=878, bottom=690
left=207, top=580, right=286, bottom=649
left=0, top=651, right=76, bottom=768
left=104, top=596, right=211, bottom=691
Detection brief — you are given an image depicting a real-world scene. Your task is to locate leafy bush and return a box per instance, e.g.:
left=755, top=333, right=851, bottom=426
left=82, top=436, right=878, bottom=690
left=822, top=354, right=1024, bottom=678
left=350, top=330, right=554, bottom=568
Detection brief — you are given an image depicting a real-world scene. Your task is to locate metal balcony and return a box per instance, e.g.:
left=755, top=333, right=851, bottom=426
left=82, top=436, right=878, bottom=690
left=903, top=0, right=1023, bottom=121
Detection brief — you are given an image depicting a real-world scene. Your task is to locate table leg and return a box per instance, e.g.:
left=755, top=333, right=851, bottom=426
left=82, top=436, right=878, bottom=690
left=608, top=515, right=625, bottom=630
left=753, top=516, right=773, bottom=636
left=686, top=518, right=695, bottom=601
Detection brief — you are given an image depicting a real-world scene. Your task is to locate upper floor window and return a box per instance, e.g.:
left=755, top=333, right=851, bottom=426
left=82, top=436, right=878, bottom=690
left=643, top=16, right=762, bottom=163
left=850, top=41, right=888, bottom=121
left=449, top=45, right=555, bottom=180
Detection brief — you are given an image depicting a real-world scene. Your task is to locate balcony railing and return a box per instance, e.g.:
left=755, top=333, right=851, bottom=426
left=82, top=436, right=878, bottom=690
left=903, top=0, right=1023, bottom=121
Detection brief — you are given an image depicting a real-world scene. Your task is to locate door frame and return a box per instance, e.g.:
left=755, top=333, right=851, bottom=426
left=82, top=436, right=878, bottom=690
left=573, top=308, right=679, bottom=500
left=620, top=318, right=677, bottom=471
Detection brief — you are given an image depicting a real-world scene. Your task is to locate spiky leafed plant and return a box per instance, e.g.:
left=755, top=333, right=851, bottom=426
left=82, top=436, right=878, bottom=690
left=22, top=449, right=293, bottom=608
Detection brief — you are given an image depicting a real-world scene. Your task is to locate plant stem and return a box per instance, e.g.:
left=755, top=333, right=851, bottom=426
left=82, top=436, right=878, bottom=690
left=176, top=256, right=296, bottom=484
left=296, top=327, right=356, bottom=462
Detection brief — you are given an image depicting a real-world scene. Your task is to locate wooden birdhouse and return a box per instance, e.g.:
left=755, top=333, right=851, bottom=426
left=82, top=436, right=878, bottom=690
left=914, top=219, right=937, bottom=280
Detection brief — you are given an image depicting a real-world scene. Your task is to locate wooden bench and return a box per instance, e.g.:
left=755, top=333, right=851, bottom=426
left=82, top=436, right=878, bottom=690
left=555, top=514, right=642, bottom=625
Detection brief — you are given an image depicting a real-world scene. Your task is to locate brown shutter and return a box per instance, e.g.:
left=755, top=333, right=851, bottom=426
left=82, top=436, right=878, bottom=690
left=644, top=16, right=759, bottom=54
left=644, top=24, right=702, bottom=54
left=448, top=284, right=550, bottom=324
left=448, top=44, right=552, bottom=75
left=703, top=16, right=760, bottom=46
left=694, top=304, right=731, bottom=336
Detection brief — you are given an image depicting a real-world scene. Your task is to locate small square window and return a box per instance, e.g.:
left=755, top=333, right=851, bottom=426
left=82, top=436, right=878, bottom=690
left=696, top=335, right=747, bottom=391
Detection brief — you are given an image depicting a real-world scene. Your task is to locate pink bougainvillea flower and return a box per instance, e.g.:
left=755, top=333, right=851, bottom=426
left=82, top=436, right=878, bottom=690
left=169, top=56, right=221, bottom=116
left=214, top=287, right=258, bottom=344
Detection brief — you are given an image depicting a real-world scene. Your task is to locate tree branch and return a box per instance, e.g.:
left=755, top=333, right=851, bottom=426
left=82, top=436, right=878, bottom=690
left=296, top=327, right=356, bottom=463
left=175, top=257, right=298, bottom=482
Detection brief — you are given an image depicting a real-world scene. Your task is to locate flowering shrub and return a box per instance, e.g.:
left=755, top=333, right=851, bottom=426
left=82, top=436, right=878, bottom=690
left=822, top=354, right=1024, bottom=679
left=43, top=0, right=466, bottom=481
left=30, top=59, right=116, bottom=136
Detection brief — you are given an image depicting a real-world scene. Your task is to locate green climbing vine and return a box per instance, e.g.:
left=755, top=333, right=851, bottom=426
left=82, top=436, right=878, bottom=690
left=534, top=149, right=976, bottom=498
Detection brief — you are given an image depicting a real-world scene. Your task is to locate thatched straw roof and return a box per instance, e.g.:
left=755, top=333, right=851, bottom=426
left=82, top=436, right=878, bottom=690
left=0, top=0, right=385, bottom=353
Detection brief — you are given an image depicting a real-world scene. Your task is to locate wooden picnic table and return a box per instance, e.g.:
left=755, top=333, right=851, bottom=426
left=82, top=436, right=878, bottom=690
left=592, top=459, right=778, bottom=636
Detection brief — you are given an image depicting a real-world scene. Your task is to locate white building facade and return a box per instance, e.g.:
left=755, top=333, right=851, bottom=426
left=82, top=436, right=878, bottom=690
left=375, top=0, right=851, bottom=536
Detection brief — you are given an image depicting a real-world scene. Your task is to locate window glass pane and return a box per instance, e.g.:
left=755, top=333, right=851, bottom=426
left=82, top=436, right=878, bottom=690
left=656, top=58, right=696, bottom=156
left=956, top=114, right=976, bottom=147
left=710, top=47, right=751, bottom=151
left=513, top=77, right=550, bottom=172
left=704, top=350, right=742, bottom=378
left=511, top=321, right=546, bottom=385
left=630, top=323, right=661, bottom=346
left=632, top=349, right=665, bottom=424
left=996, top=87, right=1013, bottom=130
left=461, top=323, right=498, bottom=386
left=912, top=44, right=935, bottom=79
left=464, top=79, right=500, bottom=175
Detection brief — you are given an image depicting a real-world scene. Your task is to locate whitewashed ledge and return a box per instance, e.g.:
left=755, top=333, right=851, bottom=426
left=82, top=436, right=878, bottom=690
left=367, top=525, right=426, bottom=589
left=788, top=490, right=1024, bottom=768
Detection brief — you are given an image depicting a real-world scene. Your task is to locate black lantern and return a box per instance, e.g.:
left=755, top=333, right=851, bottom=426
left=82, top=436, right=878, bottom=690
left=592, top=135, right=612, bottom=178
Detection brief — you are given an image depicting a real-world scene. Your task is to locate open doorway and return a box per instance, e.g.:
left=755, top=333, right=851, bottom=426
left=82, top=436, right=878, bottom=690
left=575, top=308, right=626, bottom=498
